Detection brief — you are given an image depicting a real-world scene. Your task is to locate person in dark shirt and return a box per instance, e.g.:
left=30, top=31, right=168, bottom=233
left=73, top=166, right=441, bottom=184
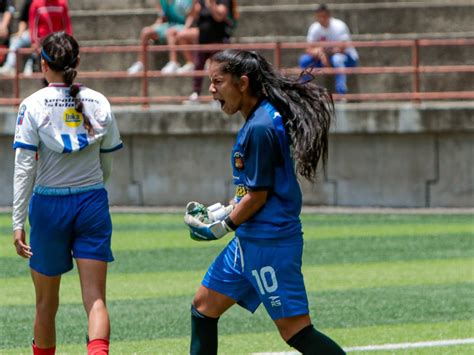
left=176, top=0, right=235, bottom=101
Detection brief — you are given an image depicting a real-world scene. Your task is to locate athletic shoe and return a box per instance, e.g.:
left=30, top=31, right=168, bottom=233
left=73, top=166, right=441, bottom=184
left=176, top=62, right=195, bottom=73
left=183, top=92, right=200, bottom=105
left=189, top=92, right=199, bottom=101
left=127, top=61, right=144, bottom=74
left=161, top=61, right=180, bottom=74
left=0, top=65, right=15, bottom=76
left=23, top=58, right=34, bottom=76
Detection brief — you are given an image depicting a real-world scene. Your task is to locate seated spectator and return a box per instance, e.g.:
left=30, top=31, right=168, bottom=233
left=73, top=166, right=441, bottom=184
left=0, top=0, right=15, bottom=63
left=0, top=0, right=32, bottom=76
left=127, top=0, right=193, bottom=74
left=162, top=5, right=198, bottom=74
left=181, top=0, right=237, bottom=101
left=165, top=0, right=238, bottom=76
left=299, top=4, right=358, bottom=95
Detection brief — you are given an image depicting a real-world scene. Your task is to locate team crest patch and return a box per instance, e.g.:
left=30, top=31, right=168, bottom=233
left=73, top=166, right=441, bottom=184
left=63, top=107, right=83, bottom=127
left=17, top=104, right=26, bottom=125
left=233, top=152, right=244, bottom=170
left=235, top=185, right=248, bottom=199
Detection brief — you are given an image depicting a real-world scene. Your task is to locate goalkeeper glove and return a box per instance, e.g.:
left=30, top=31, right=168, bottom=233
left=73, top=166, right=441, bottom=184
left=184, top=214, right=235, bottom=241
left=184, top=201, right=237, bottom=241
left=185, top=201, right=234, bottom=223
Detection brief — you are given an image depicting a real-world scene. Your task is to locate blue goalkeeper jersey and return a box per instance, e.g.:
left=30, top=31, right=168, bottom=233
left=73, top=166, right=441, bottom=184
left=232, top=99, right=302, bottom=239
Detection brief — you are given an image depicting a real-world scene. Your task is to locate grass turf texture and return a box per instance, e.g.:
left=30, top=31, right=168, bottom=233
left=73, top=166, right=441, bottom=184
left=0, top=213, right=472, bottom=354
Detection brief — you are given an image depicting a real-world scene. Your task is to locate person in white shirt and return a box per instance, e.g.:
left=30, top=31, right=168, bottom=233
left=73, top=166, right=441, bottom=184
left=299, top=4, right=358, bottom=95
left=12, top=31, right=122, bottom=355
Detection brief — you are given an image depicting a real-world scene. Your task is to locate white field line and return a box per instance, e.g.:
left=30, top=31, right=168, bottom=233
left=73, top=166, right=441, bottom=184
left=345, top=338, right=474, bottom=352
left=253, top=338, right=474, bottom=355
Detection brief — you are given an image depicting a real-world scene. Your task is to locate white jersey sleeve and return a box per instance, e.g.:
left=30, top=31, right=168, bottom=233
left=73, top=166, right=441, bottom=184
left=12, top=148, right=37, bottom=231
left=335, top=20, right=351, bottom=41
left=306, top=22, right=322, bottom=42
left=13, top=101, right=40, bottom=152
left=100, top=111, right=123, bottom=153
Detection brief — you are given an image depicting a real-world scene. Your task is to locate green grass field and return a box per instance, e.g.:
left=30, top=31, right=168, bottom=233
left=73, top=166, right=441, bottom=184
left=1, top=212, right=473, bottom=354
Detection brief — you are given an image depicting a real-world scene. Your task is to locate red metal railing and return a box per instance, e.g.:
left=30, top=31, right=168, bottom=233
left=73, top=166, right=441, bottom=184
left=1, top=38, right=473, bottom=106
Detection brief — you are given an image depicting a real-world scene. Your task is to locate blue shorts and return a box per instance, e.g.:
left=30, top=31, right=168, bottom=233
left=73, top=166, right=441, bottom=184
left=28, top=187, right=113, bottom=276
left=202, top=236, right=309, bottom=320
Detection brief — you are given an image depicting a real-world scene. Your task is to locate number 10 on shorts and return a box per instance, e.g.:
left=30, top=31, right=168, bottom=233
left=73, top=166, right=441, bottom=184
left=251, top=266, right=278, bottom=295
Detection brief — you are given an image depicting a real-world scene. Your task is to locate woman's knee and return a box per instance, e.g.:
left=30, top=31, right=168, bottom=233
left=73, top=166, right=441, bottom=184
left=191, top=291, right=205, bottom=310
left=275, top=314, right=312, bottom=341
left=141, top=27, right=157, bottom=41
left=35, top=296, right=59, bottom=319
left=82, top=299, right=108, bottom=320
left=192, top=286, right=235, bottom=317
left=177, top=29, right=198, bottom=44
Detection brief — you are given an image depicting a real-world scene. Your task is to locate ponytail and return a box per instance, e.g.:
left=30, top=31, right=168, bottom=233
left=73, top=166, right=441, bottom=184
left=41, top=32, right=94, bottom=135
left=211, top=49, right=334, bottom=182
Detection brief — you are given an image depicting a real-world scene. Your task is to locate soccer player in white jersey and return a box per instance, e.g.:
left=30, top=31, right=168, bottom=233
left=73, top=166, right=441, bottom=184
left=299, top=4, right=359, bottom=95
left=12, top=32, right=122, bottom=355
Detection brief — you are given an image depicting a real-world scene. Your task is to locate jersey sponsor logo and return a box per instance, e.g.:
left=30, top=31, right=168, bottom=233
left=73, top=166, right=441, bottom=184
left=233, top=151, right=244, bottom=170
left=63, top=108, right=83, bottom=127
left=17, top=104, right=27, bottom=125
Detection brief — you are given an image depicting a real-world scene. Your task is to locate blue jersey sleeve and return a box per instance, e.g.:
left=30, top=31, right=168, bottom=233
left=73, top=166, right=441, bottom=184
left=243, top=124, right=282, bottom=190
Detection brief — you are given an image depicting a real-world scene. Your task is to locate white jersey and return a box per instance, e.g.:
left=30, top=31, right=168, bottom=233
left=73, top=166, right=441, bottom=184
left=306, top=17, right=359, bottom=61
left=13, top=83, right=123, bottom=188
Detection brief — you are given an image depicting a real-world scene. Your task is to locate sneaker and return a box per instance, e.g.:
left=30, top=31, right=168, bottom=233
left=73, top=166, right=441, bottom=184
left=161, top=61, right=180, bottom=74
left=183, top=92, right=200, bottom=105
left=127, top=61, right=144, bottom=74
left=176, top=62, right=195, bottom=73
left=23, top=58, right=34, bottom=76
left=0, top=65, right=15, bottom=76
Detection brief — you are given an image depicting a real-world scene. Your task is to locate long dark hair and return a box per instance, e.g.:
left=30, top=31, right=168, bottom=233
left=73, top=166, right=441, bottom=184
left=211, top=49, right=334, bottom=182
left=41, top=32, right=94, bottom=135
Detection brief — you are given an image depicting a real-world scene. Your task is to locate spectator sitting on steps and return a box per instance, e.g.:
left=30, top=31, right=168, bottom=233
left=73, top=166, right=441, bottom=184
left=181, top=0, right=238, bottom=103
left=0, top=0, right=33, bottom=76
left=127, top=0, right=193, bottom=74
left=0, top=0, right=15, bottom=65
left=299, top=4, right=358, bottom=95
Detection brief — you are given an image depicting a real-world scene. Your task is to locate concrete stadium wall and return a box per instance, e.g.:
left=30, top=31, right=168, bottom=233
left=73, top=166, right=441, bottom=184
left=0, top=102, right=473, bottom=207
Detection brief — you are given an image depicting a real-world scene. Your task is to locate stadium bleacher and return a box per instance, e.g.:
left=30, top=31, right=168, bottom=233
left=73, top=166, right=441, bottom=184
left=1, top=0, right=473, bottom=100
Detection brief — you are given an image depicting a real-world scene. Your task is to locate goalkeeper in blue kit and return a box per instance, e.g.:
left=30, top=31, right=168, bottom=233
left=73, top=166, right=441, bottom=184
left=184, top=49, right=345, bottom=355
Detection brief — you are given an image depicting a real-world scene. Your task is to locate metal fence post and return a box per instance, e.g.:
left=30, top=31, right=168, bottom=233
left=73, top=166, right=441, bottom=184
left=412, top=39, right=420, bottom=101
left=274, top=42, right=281, bottom=69
left=141, top=41, right=149, bottom=109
